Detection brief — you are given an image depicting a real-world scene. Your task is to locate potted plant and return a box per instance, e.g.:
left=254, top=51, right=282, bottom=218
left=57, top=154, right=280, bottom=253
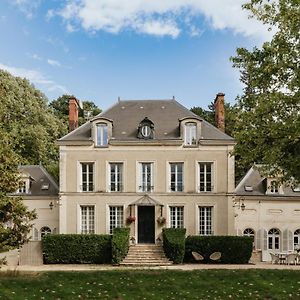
left=157, top=216, right=166, bottom=225
left=126, top=216, right=136, bottom=224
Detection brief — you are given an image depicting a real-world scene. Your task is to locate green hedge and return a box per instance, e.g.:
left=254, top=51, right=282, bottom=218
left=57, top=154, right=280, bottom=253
left=185, top=236, right=253, bottom=264
left=163, top=228, right=186, bottom=264
left=42, top=234, right=112, bottom=264
left=112, top=227, right=130, bottom=264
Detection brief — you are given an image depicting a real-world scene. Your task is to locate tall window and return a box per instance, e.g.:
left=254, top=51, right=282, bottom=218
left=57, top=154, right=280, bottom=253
left=139, top=163, right=153, bottom=192
left=81, top=163, right=94, bottom=192
left=184, top=123, right=197, bottom=145
left=199, top=162, right=213, bottom=192
left=18, top=181, right=27, bottom=193
left=199, top=206, right=213, bottom=235
left=268, top=228, right=280, bottom=250
left=110, top=163, right=123, bottom=192
left=170, top=206, right=184, bottom=228
left=294, top=229, right=300, bottom=248
left=170, top=163, right=183, bottom=192
left=81, top=206, right=95, bottom=234
left=96, top=123, right=108, bottom=146
left=270, top=180, right=279, bottom=194
left=109, top=206, right=123, bottom=234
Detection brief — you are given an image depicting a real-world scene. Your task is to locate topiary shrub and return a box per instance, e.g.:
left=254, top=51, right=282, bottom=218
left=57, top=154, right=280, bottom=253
left=112, top=227, right=130, bottom=264
left=42, top=234, right=112, bottom=264
left=185, top=236, right=253, bottom=264
left=163, top=228, right=186, bottom=264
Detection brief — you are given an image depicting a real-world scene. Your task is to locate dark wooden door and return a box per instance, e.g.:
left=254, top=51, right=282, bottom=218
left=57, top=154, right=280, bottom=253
left=138, top=206, right=155, bottom=243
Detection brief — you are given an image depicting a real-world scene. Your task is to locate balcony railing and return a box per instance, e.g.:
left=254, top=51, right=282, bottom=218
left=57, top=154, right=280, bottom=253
left=170, top=184, right=184, bottom=192
left=109, top=184, right=123, bottom=192
left=198, top=185, right=214, bottom=192
left=139, top=185, right=154, bottom=192
left=80, top=184, right=94, bottom=192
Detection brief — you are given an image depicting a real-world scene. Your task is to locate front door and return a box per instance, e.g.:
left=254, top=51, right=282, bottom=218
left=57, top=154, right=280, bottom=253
left=138, top=206, right=155, bottom=243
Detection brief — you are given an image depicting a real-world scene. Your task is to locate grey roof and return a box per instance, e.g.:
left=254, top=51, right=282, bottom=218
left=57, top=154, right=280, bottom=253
left=16, top=165, right=58, bottom=196
left=59, top=99, right=233, bottom=142
left=235, top=165, right=299, bottom=197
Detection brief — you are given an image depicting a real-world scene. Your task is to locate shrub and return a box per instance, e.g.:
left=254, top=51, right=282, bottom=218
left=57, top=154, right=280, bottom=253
left=42, top=234, right=112, bottom=264
left=163, top=228, right=186, bottom=264
left=185, top=236, right=253, bottom=264
left=112, top=227, right=130, bottom=264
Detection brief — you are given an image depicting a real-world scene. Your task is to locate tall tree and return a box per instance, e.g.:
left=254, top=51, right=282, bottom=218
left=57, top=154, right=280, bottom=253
left=231, top=0, right=300, bottom=182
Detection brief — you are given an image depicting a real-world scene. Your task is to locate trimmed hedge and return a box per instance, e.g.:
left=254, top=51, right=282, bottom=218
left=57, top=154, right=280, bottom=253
left=163, top=228, right=186, bottom=264
left=112, top=227, right=130, bottom=264
left=42, top=234, right=112, bottom=264
left=185, top=236, right=253, bottom=264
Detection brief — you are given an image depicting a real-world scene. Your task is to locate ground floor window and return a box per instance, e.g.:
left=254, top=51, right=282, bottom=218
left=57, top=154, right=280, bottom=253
left=81, top=206, right=95, bottom=234
left=294, top=229, right=300, bottom=249
left=199, top=206, right=213, bottom=235
left=268, top=228, right=280, bottom=250
left=109, top=206, right=124, bottom=234
left=40, top=226, right=52, bottom=238
left=170, top=206, right=184, bottom=228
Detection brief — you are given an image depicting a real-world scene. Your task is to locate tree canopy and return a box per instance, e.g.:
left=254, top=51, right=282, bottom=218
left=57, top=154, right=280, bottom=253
left=231, top=0, right=300, bottom=182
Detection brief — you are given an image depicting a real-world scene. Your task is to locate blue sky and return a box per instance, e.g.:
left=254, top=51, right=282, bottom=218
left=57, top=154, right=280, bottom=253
left=0, top=1, right=271, bottom=111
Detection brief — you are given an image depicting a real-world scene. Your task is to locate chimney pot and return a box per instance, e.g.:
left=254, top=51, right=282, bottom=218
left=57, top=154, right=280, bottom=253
left=214, top=92, right=225, bottom=132
left=69, top=96, right=79, bottom=132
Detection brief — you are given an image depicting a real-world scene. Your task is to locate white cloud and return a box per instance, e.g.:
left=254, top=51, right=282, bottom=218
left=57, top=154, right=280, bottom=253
left=28, top=53, right=42, bottom=61
left=52, top=0, right=273, bottom=40
left=11, top=0, right=42, bottom=19
left=47, top=59, right=61, bottom=67
left=0, top=63, right=68, bottom=94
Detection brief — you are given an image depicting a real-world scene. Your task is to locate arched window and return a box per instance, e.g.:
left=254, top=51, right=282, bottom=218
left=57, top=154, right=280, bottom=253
left=40, top=226, right=51, bottom=238
left=268, top=228, right=280, bottom=250
left=243, top=228, right=255, bottom=237
left=294, top=229, right=300, bottom=249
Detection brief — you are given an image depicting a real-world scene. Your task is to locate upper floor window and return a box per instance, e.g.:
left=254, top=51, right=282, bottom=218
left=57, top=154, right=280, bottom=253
left=184, top=122, right=197, bottom=146
left=18, top=181, right=27, bottom=194
left=170, top=206, right=184, bottom=228
left=81, top=206, right=95, bottom=234
left=270, top=180, right=279, bottom=194
left=81, top=162, right=94, bottom=192
left=199, top=162, right=213, bottom=192
left=170, top=163, right=183, bottom=192
left=139, top=163, right=153, bottom=192
left=109, top=163, right=123, bottom=192
left=96, top=123, right=108, bottom=146
left=199, top=206, right=213, bottom=235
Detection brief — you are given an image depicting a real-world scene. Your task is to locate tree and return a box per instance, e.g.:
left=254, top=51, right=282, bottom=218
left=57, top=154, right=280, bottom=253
left=0, top=69, right=67, bottom=181
left=231, top=0, right=300, bottom=182
left=0, top=129, right=36, bottom=256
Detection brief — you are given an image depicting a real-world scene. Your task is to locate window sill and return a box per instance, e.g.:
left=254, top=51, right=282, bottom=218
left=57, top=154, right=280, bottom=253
left=183, top=145, right=198, bottom=148
left=94, top=145, right=109, bottom=148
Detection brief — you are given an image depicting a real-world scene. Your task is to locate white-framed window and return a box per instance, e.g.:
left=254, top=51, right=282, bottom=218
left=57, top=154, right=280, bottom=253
left=18, top=181, right=27, bottom=194
left=80, top=162, right=94, bottom=192
left=40, top=226, right=52, bottom=238
left=170, top=206, right=184, bottom=228
left=81, top=206, right=95, bottom=234
left=141, top=125, right=151, bottom=138
left=96, top=123, right=108, bottom=146
left=270, top=180, right=279, bottom=194
left=268, top=228, right=280, bottom=250
left=199, top=162, right=213, bottom=192
left=139, top=163, right=153, bottom=192
left=184, top=122, right=197, bottom=145
left=170, top=163, right=183, bottom=192
left=243, top=228, right=255, bottom=238
left=294, top=229, right=300, bottom=248
left=109, top=206, right=124, bottom=234
left=109, top=163, right=123, bottom=192
left=199, top=206, right=213, bottom=235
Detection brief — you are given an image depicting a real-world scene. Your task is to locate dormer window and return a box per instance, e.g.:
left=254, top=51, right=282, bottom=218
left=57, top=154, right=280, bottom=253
left=96, top=123, right=108, bottom=146
left=270, top=180, right=279, bottom=194
left=18, top=181, right=27, bottom=194
left=138, top=117, right=154, bottom=139
left=184, top=122, right=197, bottom=145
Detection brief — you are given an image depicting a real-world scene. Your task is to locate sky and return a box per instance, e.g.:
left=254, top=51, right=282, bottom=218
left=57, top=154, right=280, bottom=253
left=0, top=0, right=272, bottom=111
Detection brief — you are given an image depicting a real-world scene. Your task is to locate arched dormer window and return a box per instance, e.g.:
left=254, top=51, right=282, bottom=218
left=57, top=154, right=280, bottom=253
left=137, top=117, right=154, bottom=139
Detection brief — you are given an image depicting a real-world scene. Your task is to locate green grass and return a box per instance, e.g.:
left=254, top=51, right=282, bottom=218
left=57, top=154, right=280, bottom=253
left=1, top=269, right=300, bottom=299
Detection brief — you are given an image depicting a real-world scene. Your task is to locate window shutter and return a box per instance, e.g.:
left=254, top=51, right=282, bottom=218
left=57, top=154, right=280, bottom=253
left=263, top=229, right=268, bottom=250
left=288, top=230, right=293, bottom=251
left=53, top=228, right=57, bottom=234
left=283, top=229, right=288, bottom=251
left=33, top=228, right=39, bottom=241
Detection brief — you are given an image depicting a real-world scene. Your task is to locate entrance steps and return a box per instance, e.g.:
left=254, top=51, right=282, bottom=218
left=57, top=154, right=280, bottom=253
left=120, top=244, right=172, bottom=266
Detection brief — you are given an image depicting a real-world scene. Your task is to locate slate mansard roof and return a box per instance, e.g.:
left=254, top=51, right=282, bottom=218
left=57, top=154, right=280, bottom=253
left=59, top=99, right=234, bottom=143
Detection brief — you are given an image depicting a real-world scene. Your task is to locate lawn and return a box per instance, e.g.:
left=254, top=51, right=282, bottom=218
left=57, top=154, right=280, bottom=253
left=1, top=269, right=300, bottom=299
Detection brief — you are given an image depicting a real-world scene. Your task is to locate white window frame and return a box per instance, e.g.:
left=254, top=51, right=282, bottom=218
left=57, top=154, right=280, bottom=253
left=169, top=163, right=184, bottom=192
left=198, top=162, right=214, bottom=192
left=138, top=162, right=154, bottom=192
left=108, top=206, right=124, bottom=234
left=80, top=205, right=95, bottom=234
left=184, top=122, right=197, bottom=146
left=169, top=206, right=184, bottom=228
left=79, top=162, right=95, bottom=192
left=109, top=162, right=123, bottom=192
left=198, top=206, right=213, bottom=235
left=96, top=123, right=108, bottom=146
left=40, top=226, right=52, bottom=238
left=268, top=228, right=280, bottom=250
left=293, top=229, right=300, bottom=249
left=270, top=180, right=279, bottom=194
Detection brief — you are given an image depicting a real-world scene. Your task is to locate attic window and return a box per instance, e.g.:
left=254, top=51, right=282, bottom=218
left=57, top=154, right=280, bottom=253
left=137, top=117, right=154, bottom=140
left=41, top=184, right=50, bottom=190
left=269, top=180, right=279, bottom=194
left=244, top=186, right=253, bottom=192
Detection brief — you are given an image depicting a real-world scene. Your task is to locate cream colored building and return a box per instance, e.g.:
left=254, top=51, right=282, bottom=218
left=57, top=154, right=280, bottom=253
left=57, top=95, right=236, bottom=243
left=235, top=165, right=300, bottom=261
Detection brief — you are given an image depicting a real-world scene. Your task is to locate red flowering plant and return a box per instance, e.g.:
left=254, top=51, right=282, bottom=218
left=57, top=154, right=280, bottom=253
left=126, top=216, right=136, bottom=224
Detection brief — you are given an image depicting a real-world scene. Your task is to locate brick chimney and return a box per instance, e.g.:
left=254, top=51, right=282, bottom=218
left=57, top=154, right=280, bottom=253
left=69, top=96, right=79, bottom=132
left=214, top=92, right=225, bottom=132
